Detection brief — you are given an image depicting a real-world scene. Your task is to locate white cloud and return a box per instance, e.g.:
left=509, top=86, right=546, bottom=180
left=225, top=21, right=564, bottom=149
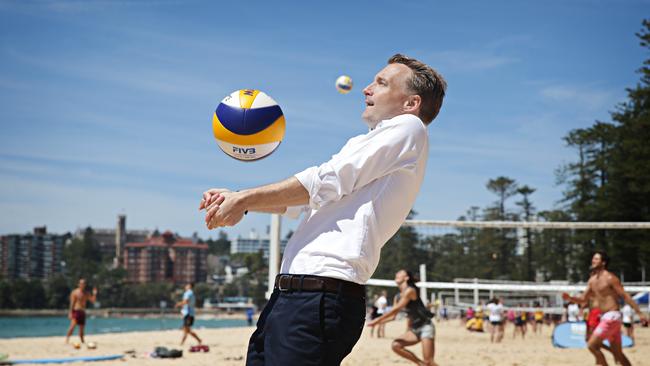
left=539, top=84, right=617, bottom=111
left=0, top=0, right=183, bottom=15
left=411, top=34, right=530, bottom=73
left=3, top=47, right=220, bottom=98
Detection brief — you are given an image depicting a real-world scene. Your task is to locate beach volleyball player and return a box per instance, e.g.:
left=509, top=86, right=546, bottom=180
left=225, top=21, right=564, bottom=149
left=200, top=54, right=446, bottom=365
left=367, top=270, right=437, bottom=366
left=562, top=251, right=647, bottom=366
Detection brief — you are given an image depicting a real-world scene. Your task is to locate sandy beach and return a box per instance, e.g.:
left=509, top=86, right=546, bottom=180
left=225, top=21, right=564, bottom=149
left=1, top=320, right=648, bottom=365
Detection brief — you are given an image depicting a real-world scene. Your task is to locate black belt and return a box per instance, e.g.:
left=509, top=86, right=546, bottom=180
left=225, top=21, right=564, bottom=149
left=274, top=274, right=365, bottom=298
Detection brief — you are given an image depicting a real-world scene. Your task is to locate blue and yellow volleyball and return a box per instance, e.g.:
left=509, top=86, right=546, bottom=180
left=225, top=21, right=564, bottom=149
left=336, top=75, right=353, bottom=94
left=212, top=89, right=285, bottom=161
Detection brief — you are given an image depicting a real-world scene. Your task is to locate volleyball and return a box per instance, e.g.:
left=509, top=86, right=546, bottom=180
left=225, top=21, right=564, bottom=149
left=336, top=75, right=353, bottom=94
left=212, top=89, right=285, bottom=161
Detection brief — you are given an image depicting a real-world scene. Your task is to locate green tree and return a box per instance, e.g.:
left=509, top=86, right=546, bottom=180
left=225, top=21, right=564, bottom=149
left=374, top=210, right=423, bottom=279
left=46, top=275, right=71, bottom=309
left=536, top=210, right=576, bottom=281
left=12, top=279, right=46, bottom=308
left=95, top=267, right=128, bottom=307
left=516, top=185, right=536, bottom=281
left=601, top=20, right=650, bottom=280
left=0, top=281, right=14, bottom=308
left=193, top=283, right=216, bottom=308
left=128, top=282, right=174, bottom=308
left=421, top=231, right=468, bottom=281
left=485, top=177, right=519, bottom=278
left=486, top=177, right=518, bottom=219
left=63, top=227, right=102, bottom=284
left=227, top=251, right=268, bottom=307
left=207, top=231, right=231, bottom=256
left=558, top=19, right=650, bottom=280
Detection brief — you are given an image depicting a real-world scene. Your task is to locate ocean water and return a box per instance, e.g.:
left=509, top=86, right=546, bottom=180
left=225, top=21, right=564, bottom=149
left=0, top=316, right=248, bottom=338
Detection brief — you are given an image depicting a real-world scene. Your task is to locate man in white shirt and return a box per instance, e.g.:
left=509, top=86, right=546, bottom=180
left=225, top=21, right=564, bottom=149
left=621, top=303, right=634, bottom=342
left=566, top=301, right=580, bottom=322
left=375, top=290, right=388, bottom=338
left=200, top=54, right=446, bottom=365
left=486, top=298, right=504, bottom=343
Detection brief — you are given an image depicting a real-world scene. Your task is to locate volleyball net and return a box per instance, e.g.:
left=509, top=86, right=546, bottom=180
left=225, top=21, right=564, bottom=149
left=366, top=220, right=650, bottom=312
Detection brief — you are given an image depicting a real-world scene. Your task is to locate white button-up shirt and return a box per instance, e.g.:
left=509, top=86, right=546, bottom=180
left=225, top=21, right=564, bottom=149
left=280, top=114, right=429, bottom=284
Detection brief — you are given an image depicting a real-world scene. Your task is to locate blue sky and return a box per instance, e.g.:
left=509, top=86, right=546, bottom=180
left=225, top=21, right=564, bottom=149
left=0, top=0, right=648, bottom=240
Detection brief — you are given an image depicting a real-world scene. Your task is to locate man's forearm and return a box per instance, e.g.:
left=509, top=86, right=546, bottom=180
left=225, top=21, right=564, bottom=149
left=249, top=207, right=288, bottom=214
left=240, top=177, right=309, bottom=211
left=567, top=295, right=587, bottom=305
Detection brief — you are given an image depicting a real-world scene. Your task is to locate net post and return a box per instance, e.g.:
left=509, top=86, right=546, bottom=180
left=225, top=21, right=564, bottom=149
left=473, top=278, right=479, bottom=306
left=419, top=263, right=427, bottom=305
left=267, top=214, right=281, bottom=299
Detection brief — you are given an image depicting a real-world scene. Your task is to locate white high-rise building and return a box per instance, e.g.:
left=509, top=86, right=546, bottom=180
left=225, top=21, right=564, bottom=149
left=230, top=229, right=287, bottom=258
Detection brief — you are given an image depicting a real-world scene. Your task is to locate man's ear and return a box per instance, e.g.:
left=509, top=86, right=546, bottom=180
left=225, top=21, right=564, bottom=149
left=403, top=95, right=421, bottom=113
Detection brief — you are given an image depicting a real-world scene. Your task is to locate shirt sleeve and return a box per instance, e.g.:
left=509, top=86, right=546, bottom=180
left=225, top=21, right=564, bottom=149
left=294, top=115, right=426, bottom=210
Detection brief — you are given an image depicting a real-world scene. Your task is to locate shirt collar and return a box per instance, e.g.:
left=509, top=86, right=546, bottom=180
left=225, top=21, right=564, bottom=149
left=370, top=114, right=423, bottom=131
left=369, top=118, right=390, bottom=131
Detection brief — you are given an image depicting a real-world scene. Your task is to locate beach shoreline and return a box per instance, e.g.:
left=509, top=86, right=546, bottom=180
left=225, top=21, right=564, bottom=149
left=1, top=319, right=648, bottom=365
left=0, top=314, right=250, bottom=340
left=0, top=309, right=250, bottom=320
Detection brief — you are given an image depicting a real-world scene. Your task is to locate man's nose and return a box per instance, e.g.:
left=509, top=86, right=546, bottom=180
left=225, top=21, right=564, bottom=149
left=363, top=84, right=372, bottom=96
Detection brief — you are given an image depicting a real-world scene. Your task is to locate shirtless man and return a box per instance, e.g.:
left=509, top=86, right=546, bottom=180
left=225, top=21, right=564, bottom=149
left=562, top=251, right=646, bottom=366
left=65, top=278, right=98, bottom=344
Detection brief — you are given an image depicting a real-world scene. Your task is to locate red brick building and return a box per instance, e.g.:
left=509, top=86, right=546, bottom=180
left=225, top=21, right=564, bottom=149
left=123, top=231, right=208, bottom=284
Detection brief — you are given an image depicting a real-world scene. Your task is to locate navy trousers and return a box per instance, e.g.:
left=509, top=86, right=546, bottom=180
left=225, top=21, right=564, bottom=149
left=246, top=287, right=366, bottom=365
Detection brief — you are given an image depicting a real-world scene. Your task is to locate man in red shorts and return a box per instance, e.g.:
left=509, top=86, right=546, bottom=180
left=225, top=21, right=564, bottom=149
left=65, top=278, right=98, bottom=345
left=563, top=251, right=646, bottom=366
left=586, top=303, right=601, bottom=342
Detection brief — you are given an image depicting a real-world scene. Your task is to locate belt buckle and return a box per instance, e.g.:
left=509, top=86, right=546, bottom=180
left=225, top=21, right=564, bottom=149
left=277, top=275, right=292, bottom=292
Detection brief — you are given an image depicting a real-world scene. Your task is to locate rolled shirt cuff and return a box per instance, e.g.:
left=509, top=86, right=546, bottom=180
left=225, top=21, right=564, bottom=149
left=294, top=164, right=341, bottom=210
left=294, top=166, right=321, bottom=209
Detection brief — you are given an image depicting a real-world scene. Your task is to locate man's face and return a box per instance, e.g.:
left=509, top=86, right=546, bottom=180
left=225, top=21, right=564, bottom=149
left=362, top=63, right=413, bottom=125
left=78, top=279, right=86, bottom=290
left=591, top=253, right=605, bottom=270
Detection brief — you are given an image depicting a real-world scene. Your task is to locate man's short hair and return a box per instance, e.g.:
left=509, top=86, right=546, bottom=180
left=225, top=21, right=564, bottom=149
left=593, top=250, right=610, bottom=269
left=388, top=54, right=447, bottom=124
left=188, top=282, right=194, bottom=288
